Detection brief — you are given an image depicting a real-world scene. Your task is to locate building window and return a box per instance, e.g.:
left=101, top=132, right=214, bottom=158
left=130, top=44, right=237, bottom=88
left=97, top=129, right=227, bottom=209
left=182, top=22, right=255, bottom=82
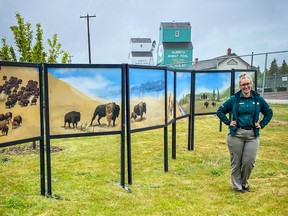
left=227, top=59, right=238, bottom=65
left=175, top=31, right=179, bottom=37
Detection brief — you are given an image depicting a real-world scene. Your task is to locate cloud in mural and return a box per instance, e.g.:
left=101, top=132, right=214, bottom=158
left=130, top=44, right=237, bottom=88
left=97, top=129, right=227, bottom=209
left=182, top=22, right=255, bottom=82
left=195, top=73, right=230, bottom=94
left=131, top=79, right=164, bottom=98
left=48, top=67, right=122, bottom=100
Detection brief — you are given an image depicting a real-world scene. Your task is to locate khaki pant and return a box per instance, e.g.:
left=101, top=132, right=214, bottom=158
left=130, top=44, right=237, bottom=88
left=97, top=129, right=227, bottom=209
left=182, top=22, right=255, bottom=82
left=227, top=128, right=259, bottom=190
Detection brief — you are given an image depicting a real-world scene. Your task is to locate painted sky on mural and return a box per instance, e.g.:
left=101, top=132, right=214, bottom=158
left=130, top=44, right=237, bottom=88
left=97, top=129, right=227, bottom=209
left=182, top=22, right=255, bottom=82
left=129, top=68, right=165, bottom=99
left=176, top=72, right=191, bottom=100
left=48, top=67, right=122, bottom=100
left=195, top=72, right=230, bottom=94
left=1, top=0, right=287, bottom=68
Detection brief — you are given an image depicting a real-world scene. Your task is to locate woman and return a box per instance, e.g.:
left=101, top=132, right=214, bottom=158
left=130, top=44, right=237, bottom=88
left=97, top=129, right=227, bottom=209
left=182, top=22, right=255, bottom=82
left=216, top=72, right=273, bottom=193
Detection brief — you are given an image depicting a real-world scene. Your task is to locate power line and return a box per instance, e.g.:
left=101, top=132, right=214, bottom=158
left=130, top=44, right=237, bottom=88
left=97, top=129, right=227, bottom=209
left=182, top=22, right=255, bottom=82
left=80, top=13, right=96, bottom=64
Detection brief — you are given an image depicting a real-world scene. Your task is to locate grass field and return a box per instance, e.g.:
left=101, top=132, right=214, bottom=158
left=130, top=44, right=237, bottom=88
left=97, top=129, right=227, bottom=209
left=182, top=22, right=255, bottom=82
left=0, top=103, right=287, bottom=215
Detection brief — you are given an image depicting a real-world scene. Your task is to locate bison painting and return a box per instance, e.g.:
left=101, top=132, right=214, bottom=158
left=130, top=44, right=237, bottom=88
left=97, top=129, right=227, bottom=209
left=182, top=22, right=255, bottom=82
left=168, top=93, right=174, bottom=116
left=12, top=115, right=22, bottom=129
left=131, top=101, right=146, bottom=121
left=90, top=102, right=120, bottom=126
left=0, top=121, right=9, bottom=135
left=64, top=111, right=81, bottom=128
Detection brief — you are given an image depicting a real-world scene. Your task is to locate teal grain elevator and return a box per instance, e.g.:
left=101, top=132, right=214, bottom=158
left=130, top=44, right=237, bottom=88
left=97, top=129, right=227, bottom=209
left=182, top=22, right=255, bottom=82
left=157, top=22, right=193, bottom=69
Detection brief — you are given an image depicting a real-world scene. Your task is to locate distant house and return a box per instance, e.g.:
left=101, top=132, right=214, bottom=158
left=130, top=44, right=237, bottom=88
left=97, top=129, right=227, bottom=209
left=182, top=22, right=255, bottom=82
left=128, top=38, right=155, bottom=66
left=190, top=48, right=254, bottom=70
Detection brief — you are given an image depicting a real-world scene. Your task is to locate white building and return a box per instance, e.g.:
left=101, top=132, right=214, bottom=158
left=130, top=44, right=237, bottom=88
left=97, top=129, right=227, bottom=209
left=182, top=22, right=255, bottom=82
left=190, top=48, right=255, bottom=70
left=128, top=38, right=156, bottom=66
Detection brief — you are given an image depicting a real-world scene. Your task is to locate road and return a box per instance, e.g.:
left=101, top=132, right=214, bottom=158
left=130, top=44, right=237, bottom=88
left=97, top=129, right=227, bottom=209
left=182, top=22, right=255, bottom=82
left=262, top=92, right=288, bottom=104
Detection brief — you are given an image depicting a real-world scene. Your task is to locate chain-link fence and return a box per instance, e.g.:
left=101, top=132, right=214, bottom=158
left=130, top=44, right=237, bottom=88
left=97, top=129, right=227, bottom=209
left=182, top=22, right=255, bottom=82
left=236, top=50, right=288, bottom=93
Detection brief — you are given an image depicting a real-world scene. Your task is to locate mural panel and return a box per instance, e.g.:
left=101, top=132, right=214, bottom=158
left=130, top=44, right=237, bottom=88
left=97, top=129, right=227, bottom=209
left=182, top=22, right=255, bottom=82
left=129, top=68, right=165, bottom=129
left=47, top=66, right=122, bottom=135
left=176, top=72, right=191, bottom=117
left=195, top=72, right=231, bottom=114
left=167, top=70, right=174, bottom=122
left=0, top=65, right=41, bottom=144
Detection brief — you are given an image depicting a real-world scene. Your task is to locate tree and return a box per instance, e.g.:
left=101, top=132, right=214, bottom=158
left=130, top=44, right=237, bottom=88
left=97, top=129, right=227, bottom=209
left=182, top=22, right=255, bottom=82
left=0, top=13, right=69, bottom=63
left=0, top=38, right=16, bottom=61
left=10, top=13, right=33, bottom=62
left=279, top=60, right=288, bottom=75
left=46, top=34, right=69, bottom=64
left=267, top=58, right=279, bottom=79
left=32, top=23, right=46, bottom=63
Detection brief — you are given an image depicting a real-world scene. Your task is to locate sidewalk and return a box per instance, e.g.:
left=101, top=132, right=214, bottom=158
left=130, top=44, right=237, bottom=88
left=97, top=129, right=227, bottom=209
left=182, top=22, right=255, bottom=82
left=265, top=99, right=288, bottom=104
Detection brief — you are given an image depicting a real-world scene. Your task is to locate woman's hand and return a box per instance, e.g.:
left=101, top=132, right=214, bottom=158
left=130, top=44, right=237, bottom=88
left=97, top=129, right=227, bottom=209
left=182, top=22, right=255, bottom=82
left=255, top=122, right=262, bottom=129
left=230, top=120, right=237, bottom=127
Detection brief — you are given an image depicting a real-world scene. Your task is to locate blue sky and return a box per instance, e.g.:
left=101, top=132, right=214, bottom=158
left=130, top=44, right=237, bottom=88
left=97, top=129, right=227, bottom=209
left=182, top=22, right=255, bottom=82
left=48, top=67, right=122, bottom=100
left=195, top=72, right=231, bottom=94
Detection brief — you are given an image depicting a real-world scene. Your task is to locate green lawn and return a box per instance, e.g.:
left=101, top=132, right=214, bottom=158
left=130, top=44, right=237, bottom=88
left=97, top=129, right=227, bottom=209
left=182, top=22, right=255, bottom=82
left=0, top=103, right=287, bottom=215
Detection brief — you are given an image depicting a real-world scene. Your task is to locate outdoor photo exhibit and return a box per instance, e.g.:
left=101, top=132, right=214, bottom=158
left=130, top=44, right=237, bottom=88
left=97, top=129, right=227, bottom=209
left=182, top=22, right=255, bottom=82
left=195, top=71, right=231, bottom=114
left=0, top=64, right=42, bottom=145
left=176, top=71, right=191, bottom=118
left=234, top=70, right=256, bottom=92
left=167, top=70, right=175, bottom=123
left=46, top=66, right=122, bottom=136
left=129, top=67, right=165, bottom=129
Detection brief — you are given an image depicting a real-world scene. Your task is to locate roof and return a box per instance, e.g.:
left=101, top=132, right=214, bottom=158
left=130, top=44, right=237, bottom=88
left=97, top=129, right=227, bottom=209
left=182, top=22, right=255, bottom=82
left=161, top=22, right=191, bottom=29
left=131, top=51, right=153, bottom=57
left=189, top=53, right=253, bottom=70
left=130, top=38, right=152, bottom=43
left=162, top=42, right=193, bottom=49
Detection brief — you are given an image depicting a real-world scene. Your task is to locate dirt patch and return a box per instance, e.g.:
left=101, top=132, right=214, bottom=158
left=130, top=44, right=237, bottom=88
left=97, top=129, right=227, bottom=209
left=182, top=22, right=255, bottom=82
left=0, top=144, right=64, bottom=155
left=270, top=120, right=288, bottom=126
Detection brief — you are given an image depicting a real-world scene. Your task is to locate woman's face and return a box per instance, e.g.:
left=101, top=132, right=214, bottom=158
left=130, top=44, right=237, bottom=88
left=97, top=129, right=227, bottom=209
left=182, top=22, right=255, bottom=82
left=240, top=77, right=252, bottom=96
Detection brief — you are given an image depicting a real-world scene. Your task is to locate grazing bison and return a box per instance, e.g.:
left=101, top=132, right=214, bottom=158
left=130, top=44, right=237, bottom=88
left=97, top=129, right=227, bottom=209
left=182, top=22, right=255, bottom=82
left=0, top=121, right=9, bottom=135
left=204, top=101, right=209, bottom=108
left=90, top=102, right=120, bottom=126
left=20, top=99, right=29, bottom=106
left=4, top=112, right=12, bottom=124
left=131, top=101, right=146, bottom=121
left=64, top=111, right=81, bottom=128
left=0, top=114, right=4, bottom=121
left=31, top=97, right=37, bottom=105
left=111, top=104, right=120, bottom=126
left=12, top=115, right=22, bottom=129
left=212, top=101, right=217, bottom=107
left=168, top=93, right=174, bottom=116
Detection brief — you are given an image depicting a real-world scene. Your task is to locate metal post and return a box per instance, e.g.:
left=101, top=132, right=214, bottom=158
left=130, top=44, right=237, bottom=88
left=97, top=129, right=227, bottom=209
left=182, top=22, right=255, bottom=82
left=262, top=53, right=268, bottom=97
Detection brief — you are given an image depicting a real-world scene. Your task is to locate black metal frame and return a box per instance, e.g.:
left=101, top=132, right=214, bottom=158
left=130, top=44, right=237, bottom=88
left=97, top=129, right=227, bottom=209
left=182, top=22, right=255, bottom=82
left=43, top=63, right=126, bottom=196
left=0, top=61, right=45, bottom=196
left=1, top=60, right=258, bottom=196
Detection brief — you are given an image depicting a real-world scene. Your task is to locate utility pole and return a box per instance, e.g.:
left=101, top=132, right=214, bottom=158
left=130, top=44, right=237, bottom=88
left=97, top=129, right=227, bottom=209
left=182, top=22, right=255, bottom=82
left=80, top=13, right=96, bottom=64
left=68, top=55, right=74, bottom=64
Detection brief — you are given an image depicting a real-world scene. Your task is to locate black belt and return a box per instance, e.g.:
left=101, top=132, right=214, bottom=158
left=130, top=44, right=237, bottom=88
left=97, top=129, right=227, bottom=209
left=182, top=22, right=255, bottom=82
left=237, top=126, right=254, bottom=130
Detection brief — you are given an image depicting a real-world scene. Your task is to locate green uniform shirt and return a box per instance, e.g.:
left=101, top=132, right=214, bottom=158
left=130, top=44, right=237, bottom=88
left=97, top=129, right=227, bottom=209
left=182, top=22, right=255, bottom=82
left=237, top=93, right=256, bottom=128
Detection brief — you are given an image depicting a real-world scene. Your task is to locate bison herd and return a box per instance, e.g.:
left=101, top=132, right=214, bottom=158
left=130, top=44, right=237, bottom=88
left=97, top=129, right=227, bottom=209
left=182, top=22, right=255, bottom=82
left=0, top=75, right=35, bottom=137
left=204, top=101, right=217, bottom=108
left=0, top=112, right=22, bottom=136
left=1, top=75, right=39, bottom=108
left=63, top=101, right=147, bottom=130
left=64, top=102, right=122, bottom=129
